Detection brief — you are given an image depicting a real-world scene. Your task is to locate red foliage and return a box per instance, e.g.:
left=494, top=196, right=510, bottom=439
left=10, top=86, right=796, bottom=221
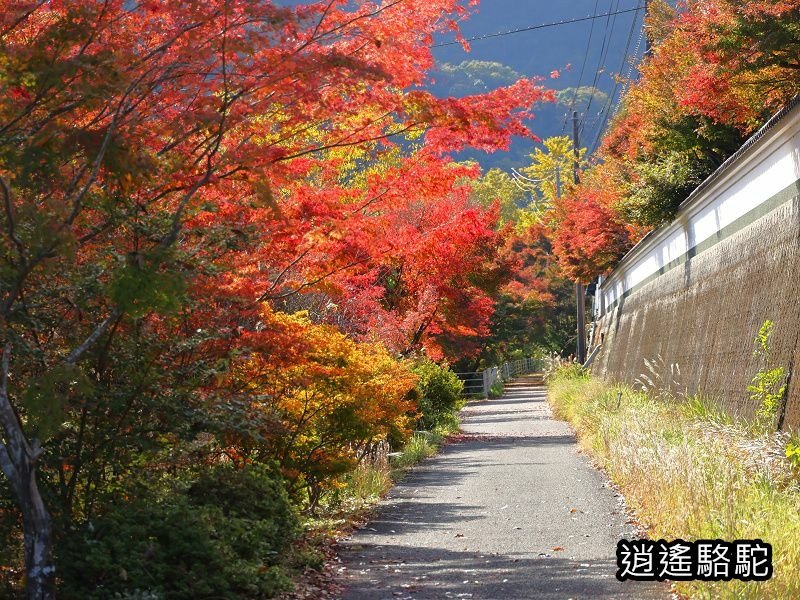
left=550, top=190, right=631, bottom=283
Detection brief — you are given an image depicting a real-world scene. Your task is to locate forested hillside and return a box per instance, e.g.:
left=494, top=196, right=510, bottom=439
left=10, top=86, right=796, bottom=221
left=277, top=0, right=648, bottom=169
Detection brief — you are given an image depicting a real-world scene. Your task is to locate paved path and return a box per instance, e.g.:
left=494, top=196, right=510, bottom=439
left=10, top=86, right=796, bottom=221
left=336, top=376, right=669, bottom=600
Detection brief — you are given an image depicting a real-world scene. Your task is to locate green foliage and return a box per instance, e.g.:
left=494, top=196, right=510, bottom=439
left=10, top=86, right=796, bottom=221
left=411, top=360, right=464, bottom=430
left=57, top=465, right=297, bottom=600
left=682, top=394, right=734, bottom=427
left=469, top=167, right=528, bottom=225
left=620, top=150, right=710, bottom=227
left=488, top=380, right=505, bottom=398
left=187, top=463, right=298, bottom=556
left=390, top=432, right=440, bottom=470
left=748, top=320, right=787, bottom=432
left=340, top=461, right=393, bottom=503
left=543, top=360, right=588, bottom=384
left=786, top=438, right=800, bottom=470
left=21, top=363, right=93, bottom=441
left=108, top=256, right=186, bottom=318
left=615, top=115, right=745, bottom=228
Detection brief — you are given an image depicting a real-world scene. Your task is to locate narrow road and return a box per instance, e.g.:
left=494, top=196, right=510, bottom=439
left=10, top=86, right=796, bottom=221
left=336, top=376, right=668, bottom=600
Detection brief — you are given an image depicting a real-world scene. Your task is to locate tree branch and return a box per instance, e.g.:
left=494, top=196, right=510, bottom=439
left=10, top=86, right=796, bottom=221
left=0, top=177, right=25, bottom=263
left=65, top=307, right=123, bottom=366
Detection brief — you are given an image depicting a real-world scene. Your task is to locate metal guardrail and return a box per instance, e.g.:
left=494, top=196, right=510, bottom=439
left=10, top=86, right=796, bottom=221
left=456, top=357, right=545, bottom=399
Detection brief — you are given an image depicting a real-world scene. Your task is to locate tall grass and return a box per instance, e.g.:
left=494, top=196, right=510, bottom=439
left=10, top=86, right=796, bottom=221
left=390, top=431, right=441, bottom=470
left=345, top=458, right=393, bottom=503
left=331, top=418, right=461, bottom=515
left=547, top=369, right=800, bottom=599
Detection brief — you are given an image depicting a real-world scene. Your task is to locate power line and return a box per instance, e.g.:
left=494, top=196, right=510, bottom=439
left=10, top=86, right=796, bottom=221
left=432, top=6, right=645, bottom=48
left=561, top=0, right=602, bottom=134
left=582, top=0, right=621, bottom=139
left=588, top=0, right=642, bottom=153
left=617, top=25, right=646, bottom=103
left=606, top=26, right=646, bottom=126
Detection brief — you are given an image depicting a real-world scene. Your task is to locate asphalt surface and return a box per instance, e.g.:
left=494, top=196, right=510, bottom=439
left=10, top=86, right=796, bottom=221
left=336, top=376, right=669, bottom=600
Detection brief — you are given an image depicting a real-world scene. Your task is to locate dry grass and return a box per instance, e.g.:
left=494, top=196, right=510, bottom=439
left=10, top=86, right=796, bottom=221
left=547, top=370, right=800, bottom=599
left=333, top=416, right=461, bottom=513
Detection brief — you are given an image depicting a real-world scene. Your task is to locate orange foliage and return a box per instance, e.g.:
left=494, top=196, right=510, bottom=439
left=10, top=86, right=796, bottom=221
left=216, top=308, right=418, bottom=498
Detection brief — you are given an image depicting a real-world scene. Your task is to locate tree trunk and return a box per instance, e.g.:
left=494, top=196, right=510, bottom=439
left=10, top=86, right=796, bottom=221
left=20, top=465, right=55, bottom=600
left=0, top=439, right=55, bottom=600
left=0, top=345, right=55, bottom=599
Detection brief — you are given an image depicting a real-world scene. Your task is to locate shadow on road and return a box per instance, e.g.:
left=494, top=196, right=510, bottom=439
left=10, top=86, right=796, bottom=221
left=339, top=543, right=657, bottom=599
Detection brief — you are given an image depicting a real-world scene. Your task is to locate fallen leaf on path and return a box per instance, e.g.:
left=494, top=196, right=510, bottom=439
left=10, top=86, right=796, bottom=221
left=455, top=533, right=465, bottom=538
left=552, top=546, right=565, bottom=551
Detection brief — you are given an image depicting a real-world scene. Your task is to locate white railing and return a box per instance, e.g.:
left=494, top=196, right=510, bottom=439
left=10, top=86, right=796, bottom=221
left=456, top=357, right=545, bottom=399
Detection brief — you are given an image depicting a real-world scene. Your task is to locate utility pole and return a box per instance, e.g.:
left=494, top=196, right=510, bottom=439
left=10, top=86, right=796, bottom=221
left=644, top=0, right=651, bottom=56
left=554, top=165, right=561, bottom=199
left=572, top=110, right=587, bottom=364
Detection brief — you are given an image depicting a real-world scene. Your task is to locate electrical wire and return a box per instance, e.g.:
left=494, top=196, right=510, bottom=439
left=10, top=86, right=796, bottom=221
left=581, top=0, right=621, bottom=139
left=432, top=6, right=645, bottom=48
left=560, top=0, right=602, bottom=134
left=587, top=2, right=642, bottom=153
left=612, top=24, right=646, bottom=114
left=588, top=6, right=647, bottom=154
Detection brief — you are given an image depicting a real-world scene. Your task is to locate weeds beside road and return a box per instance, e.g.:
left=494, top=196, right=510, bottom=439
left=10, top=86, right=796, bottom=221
left=547, top=367, right=800, bottom=599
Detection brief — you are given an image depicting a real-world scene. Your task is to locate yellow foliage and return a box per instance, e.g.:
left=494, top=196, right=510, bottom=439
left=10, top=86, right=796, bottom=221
left=223, top=308, right=418, bottom=500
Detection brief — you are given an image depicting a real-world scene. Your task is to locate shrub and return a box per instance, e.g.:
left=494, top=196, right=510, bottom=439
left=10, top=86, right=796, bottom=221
left=57, top=464, right=297, bottom=599
left=411, top=360, right=464, bottom=430
left=488, top=380, right=505, bottom=398
left=187, top=463, right=298, bottom=558
left=748, top=320, right=787, bottom=432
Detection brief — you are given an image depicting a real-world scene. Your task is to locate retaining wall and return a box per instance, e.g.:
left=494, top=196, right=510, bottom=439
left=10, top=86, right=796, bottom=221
left=593, top=99, right=800, bottom=429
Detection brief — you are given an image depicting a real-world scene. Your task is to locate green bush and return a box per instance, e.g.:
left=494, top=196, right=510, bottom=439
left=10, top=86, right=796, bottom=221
left=748, top=320, right=787, bottom=432
left=411, top=360, right=464, bottom=430
left=488, top=380, right=504, bottom=398
left=187, top=463, right=298, bottom=558
left=57, top=464, right=297, bottom=599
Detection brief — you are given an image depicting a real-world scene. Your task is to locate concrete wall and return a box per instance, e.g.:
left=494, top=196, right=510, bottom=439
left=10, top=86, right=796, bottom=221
left=593, top=100, right=800, bottom=429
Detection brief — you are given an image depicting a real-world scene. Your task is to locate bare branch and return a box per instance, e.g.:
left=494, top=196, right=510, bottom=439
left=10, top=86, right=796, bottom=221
left=0, top=177, right=25, bottom=263
left=60, top=118, right=117, bottom=230
left=274, top=123, right=421, bottom=163
left=0, top=1, right=47, bottom=38
left=159, top=173, right=213, bottom=251
left=65, top=307, right=122, bottom=366
left=300, top=0, right=405, bottom=50
left=310, top=0, right=336, bottom=40
left=259, top=258, right=368, bottom=302
left=257, top=247, right=314, bottom=302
